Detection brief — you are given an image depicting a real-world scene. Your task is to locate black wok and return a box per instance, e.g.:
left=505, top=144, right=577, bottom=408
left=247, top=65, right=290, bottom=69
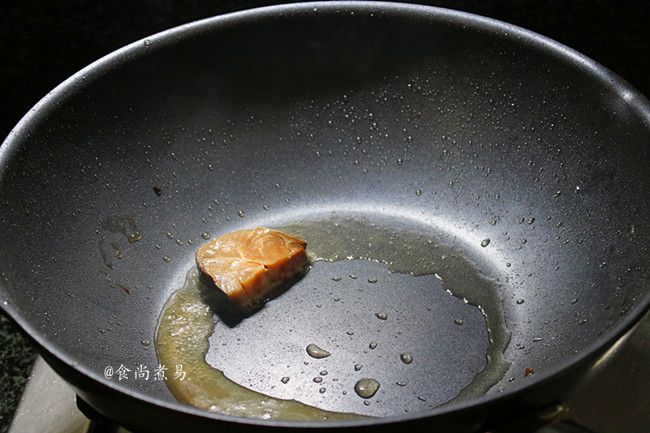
left=2, top=2, right=650, bottom=432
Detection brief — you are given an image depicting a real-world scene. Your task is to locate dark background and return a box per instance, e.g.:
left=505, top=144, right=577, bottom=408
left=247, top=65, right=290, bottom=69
left=1, top=0, right=649, bottom=431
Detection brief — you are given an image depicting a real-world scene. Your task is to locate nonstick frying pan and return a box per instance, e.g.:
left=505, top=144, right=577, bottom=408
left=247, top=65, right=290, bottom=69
left=2, top=2, right=650, bottom=432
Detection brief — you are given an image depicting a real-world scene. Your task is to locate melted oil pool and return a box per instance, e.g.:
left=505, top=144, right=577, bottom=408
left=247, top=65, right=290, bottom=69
left=155, top=216, right=511, bottom=419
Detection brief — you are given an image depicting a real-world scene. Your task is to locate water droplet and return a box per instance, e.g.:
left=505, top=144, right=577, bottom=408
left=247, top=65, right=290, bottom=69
left=415, top=189, right=422, bottom=196
left=201, top=232, right=211, bottom=240
left=354, top=364, right=363, bottom=371
left=367, top=278, right=378, bottom=283
left=141, top=340, right=150, bottom=346
left=375, top=312, right=388, bottom=320
left=348, top=274, right=357, bottom=279
left=176, top=239, right=184, bottom=246
left=481, top=238, right=490, bottom=247
left=332, top=276, right=342, bottom=281
left=128, top=233, right=142, bottom=243
left=319, top=370, right=328, bottom=376
left=313, top=377, right=323, bottom=383
left=143, top=39, right=151, bottom=47
left=397, top=158, right=404, bottom=165
left=319, top=387, right=326, bottom=394
left=454, top=319, right=464, bottom=325
left=237, top=210, right=245, bottom=218
left=369, top=342, right=377, bottom=350
left=346, top=330, right=354, bottom=335
left=516, top=299, right=525, bottom=304
left=306, top=344, right=331, bottom=359
left=354, top=378, right=380, bottom=398
left=166, top=232, right=174, bottom=239
left=400, top=353, right=413, bottom=364
left=396, top=381, right=406, bottom=387
left=163, top=256, right=171, bottom=262
left=263, top=205, right=270, bottom=211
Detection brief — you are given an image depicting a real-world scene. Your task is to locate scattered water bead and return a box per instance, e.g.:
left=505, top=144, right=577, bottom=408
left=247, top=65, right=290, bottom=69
left=313, top=377, right=323, bottom=383
left=369, top=342, right=377, bottom=350
left=354, top=379, right=380, bottom=399
left=280, top=377, right=290, bottom=384
left=481, top=238, right=491, bottom=247
left=516, top=299, right=525, bottom=305
left=306, top=344, right=331, bottom=359
left=237, top=210, right=246, bottom=218
left=400, top=353, right=413, bottom=364
left=375, top=312, right=388, bottom=320
left=201, top=232, right=211, bottom=240
left=454, top=319, right=464, bottom=325
left=367, top=278, right=378, bottom=283
left=354, top=364, right=363, bottom=371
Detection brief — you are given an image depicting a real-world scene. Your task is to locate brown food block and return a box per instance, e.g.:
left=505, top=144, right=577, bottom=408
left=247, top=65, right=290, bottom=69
left=195, top=227, right=308, bottom=310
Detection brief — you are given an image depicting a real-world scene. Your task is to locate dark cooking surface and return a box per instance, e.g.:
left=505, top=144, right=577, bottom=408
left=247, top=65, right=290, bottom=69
left=1, top=1, right=650, bottom=431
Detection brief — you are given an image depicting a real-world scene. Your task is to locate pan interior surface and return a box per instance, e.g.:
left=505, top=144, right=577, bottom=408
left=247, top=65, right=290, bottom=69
left=1, top=1, right=650, bottom=428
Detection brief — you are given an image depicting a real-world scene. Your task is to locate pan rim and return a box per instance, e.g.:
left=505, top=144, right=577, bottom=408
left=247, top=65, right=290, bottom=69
left=2, top=0, right=650, bottom=428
